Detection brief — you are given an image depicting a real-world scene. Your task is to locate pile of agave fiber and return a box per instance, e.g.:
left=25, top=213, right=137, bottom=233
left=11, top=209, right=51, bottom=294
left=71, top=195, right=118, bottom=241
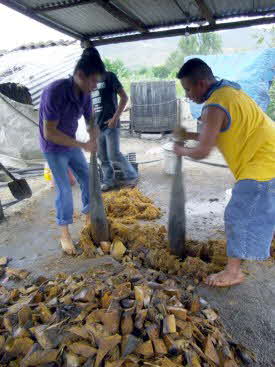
left=79, top=188, right=253, bottom=280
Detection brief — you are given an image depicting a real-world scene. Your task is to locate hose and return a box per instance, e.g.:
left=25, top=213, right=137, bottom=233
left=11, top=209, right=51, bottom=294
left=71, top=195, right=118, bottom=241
left=137, top=159, right=163, bottom=164
left=2, top=200, right=20, bottom=209
left=10, top=167, right=44, bottom=174
left=0, top=157, right=227, bottom=208
left=136, top=157, right=228, bottom=168
left=185, top=157, right=228, bottom=168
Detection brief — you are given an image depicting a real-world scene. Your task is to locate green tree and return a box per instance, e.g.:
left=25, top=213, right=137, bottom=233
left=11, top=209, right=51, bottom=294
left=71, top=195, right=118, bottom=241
left=151, top=65, right=170, bottom=79
left=103, top=58, right=130, bottom=78
left=137, top=66, right=149, bottom=75
left=165, top=32, right=222, bottom=74
left=253, top=26, right=275, bottom=48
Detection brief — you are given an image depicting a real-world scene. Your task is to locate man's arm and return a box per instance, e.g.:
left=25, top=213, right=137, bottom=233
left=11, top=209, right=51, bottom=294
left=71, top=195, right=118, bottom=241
left=107, top=88, right=128, bottom=128
left=44, top=120, right=96, bottom=152
left=174, top=127, right=199, bottom=141
left=85, top=112, right=99, bottom=140
left=174, top=106, right=226, bottom=160
left=184, top=132, right=200, bottom=141
left=83, top=95, right=98, bottom=149
left=42, top=86, right=96, bottom=152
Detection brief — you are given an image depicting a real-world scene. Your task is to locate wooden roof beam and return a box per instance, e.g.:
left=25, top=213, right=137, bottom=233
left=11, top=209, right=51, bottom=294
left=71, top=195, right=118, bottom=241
left=194, top=0, right=215, bottom=25
left=32, top=0, right=98, bottom=12
left=91, top=16, right=275, bottom=46
left=173, top=0, right=190, bottom=19
left=32, top=0, right=148, bottom=33
left=94, top=0, right=148, bottom=33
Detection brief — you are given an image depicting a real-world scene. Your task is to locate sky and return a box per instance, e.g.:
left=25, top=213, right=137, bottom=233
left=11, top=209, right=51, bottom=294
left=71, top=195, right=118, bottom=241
left=0, top=4, right=71, bottom=50
left=0, top=3, right=272, bottom=51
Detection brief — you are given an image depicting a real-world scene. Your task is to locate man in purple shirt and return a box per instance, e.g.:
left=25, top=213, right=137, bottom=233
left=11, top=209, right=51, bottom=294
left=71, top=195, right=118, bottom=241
left=39, top=53, right=105, bottom=255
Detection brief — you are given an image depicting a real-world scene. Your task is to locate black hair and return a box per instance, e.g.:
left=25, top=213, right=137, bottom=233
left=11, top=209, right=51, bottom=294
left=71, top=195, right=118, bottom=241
left=81, top=46, right=101, bottom=59
left=177, top=58, right=215, bottom=82
left=74, top=49, right=105, bottom=76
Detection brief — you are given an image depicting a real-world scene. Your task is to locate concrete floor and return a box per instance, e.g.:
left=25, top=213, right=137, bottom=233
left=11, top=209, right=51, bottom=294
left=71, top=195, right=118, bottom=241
left=1, top=136, right=275, bottom=366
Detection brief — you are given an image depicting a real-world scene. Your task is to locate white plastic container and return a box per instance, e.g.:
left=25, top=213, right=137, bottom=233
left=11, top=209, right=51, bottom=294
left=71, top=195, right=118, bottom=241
left=225, top=188, right=232, bottom=205
left=162, top=142, right=183, bottom=175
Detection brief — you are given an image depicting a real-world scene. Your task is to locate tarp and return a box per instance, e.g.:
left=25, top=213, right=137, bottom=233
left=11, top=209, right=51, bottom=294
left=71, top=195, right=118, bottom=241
left=0, top=92, right=88, bottom=166
left=185, top=49, right=275, bottom=119
left=0, top=93, right=41, bottom=161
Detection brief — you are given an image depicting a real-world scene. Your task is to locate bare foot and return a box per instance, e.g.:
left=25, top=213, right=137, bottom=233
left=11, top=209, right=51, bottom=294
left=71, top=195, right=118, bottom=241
left=68, top=169, right=76, bottom=186
left=85, top=214, right=91, bottom=226
left=60, top=236, right=76, bottom=255
left=205, top=269, right=245, bottom=287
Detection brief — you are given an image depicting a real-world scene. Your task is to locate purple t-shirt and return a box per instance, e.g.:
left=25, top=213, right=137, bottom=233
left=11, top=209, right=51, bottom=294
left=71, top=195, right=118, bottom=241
left=39, top=77, right=92, bottom=152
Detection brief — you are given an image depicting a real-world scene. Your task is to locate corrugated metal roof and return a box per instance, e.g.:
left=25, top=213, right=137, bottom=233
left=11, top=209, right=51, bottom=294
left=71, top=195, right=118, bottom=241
left=113, top=0, right=198, bottom=27
left=2, top=0, right=275, bottom=43
left=41, top=3, right=129, bottom=35
left=0, top=39, right=76, bottom=56
left=0, top=43, right=82, bottom=109
left=208, top=0, right=274, bottom=17
left=0, top=1, right=274, bottom=108
left=11, top=39, right=76, bottom=52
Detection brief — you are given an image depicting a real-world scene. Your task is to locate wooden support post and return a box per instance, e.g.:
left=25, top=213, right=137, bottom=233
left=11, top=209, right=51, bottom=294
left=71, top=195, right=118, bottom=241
left=0, top=200, right=5, bottom=223
left=91, top=16, right=275, bottom=46
left=94, top=0, right=148, bottom=33
left=177, top=98, right=182, bottom=128
left=193, top=0, right=215, bottom=25
left=32, top=0, right=97, bottom=12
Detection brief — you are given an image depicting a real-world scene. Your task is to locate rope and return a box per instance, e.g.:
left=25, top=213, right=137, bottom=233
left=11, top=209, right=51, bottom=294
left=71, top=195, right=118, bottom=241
left=185, top=157, right=228, bottom=168
left=131, top=99, right=177, bottom=107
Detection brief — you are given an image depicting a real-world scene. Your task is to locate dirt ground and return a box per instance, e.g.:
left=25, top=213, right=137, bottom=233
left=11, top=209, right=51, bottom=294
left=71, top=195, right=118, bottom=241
left=1, top=135, right=275, bottom=366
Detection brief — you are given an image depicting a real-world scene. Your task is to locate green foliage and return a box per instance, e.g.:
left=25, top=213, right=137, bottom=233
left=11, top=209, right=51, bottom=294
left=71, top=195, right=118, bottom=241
left=103, top=32, right=222, bottom=92
left=136, top=66, right=149, bottom=75
left=104, top=57, right=130, bottom=78
left=165, top=32, right=223, bottom=74
left=151, top=65, right=170, bottom=79
left=253, top=26, right=275, bottom=48
left=102, top=33, right=274, bottom=119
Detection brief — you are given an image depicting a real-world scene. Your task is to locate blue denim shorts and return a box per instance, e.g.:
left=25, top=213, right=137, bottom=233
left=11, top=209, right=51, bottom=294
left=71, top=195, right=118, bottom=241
left=225, top=179, right=275, bottom=260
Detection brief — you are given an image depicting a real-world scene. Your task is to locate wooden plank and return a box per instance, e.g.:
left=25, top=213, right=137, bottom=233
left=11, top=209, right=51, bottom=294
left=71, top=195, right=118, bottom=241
left=91, top=16, right=275, bottom=46
left=173, top=0, right=190, bottom=18
left=94, top=0, right=148, bottom=33
left=0, top=200, right=4, bottom=223
left=32, top=0, right=97, bottom=12
left=35, top=0, right=148, bottom=33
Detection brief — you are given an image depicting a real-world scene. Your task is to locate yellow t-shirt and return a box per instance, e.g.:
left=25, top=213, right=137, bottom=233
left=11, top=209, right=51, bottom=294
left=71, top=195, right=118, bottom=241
left=204, top=86, right=275, bottom=181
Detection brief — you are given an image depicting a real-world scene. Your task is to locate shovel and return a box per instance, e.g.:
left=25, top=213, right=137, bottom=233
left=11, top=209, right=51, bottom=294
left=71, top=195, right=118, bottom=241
left=0, top=162, right=32, bottom=201
left=168, top=154, right=186, bottom=258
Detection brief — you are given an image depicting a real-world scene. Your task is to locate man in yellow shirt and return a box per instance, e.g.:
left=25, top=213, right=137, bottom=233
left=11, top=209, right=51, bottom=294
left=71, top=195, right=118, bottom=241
left=174, top=58, right=275, bottom=287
